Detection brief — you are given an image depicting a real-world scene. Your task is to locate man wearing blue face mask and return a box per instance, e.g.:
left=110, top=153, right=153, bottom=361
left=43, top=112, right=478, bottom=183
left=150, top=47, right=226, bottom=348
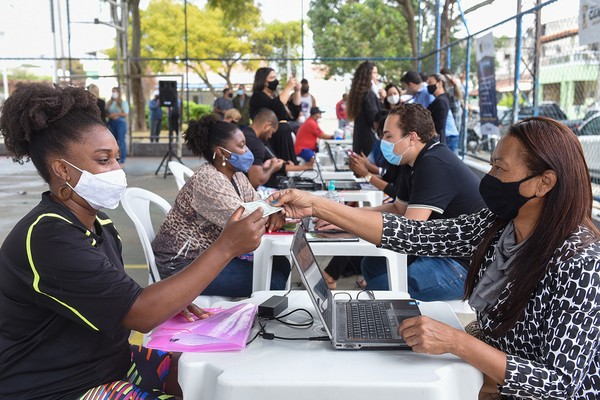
left=361, top=103, right=485, bottom=301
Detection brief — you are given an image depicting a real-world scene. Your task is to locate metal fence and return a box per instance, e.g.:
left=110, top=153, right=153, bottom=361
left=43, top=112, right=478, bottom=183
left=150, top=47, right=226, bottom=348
left=2, top=0, right=599, bottom=192
left=418, top=0, right=599, bottom=195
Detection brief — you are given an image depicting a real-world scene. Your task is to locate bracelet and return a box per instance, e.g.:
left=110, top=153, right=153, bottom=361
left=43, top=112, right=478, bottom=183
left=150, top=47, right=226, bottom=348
left=365, top=174, right=372, bottom=183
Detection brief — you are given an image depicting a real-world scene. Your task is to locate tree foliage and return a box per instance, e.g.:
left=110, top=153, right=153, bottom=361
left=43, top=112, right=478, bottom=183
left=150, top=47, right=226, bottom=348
left=139, top=0, right=260, bottom=93
left=138, top=0, right=301, bottom=96
left=254, top=20, right=303, bottom=82
left=307, top=0, right=413, bottom=80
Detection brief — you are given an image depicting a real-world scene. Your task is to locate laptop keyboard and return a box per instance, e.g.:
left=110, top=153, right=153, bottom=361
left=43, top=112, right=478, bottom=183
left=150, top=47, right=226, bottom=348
left=346, top=302, right=393, bottom=340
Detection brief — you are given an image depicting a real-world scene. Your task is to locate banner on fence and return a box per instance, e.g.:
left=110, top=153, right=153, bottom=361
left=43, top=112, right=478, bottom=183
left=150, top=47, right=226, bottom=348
left=475, top=32, right=500, bottom=138
left=579, top=0, right=600, bottom=45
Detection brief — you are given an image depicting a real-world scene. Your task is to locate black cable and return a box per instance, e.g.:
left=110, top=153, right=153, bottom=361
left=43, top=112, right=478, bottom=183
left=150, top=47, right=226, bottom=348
left=246, top=308, right=330, bottom=344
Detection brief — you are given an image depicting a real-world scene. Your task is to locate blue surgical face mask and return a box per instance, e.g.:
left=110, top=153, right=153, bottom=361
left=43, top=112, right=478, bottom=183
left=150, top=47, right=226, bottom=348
left=380, top=136, right=410, bottom=166
left=220, top=147, right=254, bottom=173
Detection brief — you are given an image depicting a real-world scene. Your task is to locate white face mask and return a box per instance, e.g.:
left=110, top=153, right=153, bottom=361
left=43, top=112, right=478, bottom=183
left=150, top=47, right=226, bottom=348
left=112, top=92, right=119, bottom=100
left=62, top=160, right=127, bottom=210
left=387, top=94, right=400, bottom=105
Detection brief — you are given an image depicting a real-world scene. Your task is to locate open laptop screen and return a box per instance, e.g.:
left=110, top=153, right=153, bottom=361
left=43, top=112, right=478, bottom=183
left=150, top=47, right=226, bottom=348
left=290, top=226, right=332, bottom=331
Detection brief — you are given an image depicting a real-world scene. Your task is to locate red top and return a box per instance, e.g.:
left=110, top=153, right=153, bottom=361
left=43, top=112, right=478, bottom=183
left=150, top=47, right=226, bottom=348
left=294, top=117, right=324, bottom=155
left=336, top=98, right=347, bottom=120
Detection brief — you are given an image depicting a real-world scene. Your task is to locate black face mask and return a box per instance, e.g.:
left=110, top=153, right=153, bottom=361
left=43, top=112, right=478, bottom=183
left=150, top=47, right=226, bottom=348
left=427, top=84, right=437, bottom=95
left=228, top=92, right=233, bottom=98
left=267, top=79, right=279, bottom=91
left=479, top=173, right=537, bottom=220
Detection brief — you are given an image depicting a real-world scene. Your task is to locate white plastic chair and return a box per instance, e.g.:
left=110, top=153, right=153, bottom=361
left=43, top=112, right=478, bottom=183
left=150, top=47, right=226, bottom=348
left=168, top=161, right=194, bottom=191
left=121, top=187, right=234, bottom=308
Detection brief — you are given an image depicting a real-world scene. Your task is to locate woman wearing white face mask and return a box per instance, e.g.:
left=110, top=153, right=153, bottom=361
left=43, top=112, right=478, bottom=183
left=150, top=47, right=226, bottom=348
left=106, top=86, right=129, bottom=164
left=383, top=83, right=401, bottom=111
left=0, top=84, right=268, bottom=399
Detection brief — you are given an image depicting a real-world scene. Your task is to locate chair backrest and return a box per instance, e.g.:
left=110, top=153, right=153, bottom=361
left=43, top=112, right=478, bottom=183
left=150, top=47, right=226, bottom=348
left=121, top=187, right=171, bottom=284
left=168, top=161, right=194, bottom=191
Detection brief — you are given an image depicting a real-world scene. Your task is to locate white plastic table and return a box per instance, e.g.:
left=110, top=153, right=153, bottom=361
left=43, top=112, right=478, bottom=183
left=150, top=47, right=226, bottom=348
left=178, top=291, right=483, bottom=400
left=312, top=189, right=383, bottom=207
left=252, top=234, right=407, bottom=293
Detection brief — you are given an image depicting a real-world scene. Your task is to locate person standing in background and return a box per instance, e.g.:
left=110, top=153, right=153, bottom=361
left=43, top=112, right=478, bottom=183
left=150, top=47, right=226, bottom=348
left=106, top=86, right=129, bottom=163
left=148, top=90, right=163, bottom=143
left=400, top=71, right=434, bottom=108
left=441, top=68, right=465, bottom=133
left=336, top=93, right=348, bottom=129
left=87, top=84, right=106, bottom=125
left=347, top=61, right=382, bottom=156
left=298, top=79, right=317, bottom=123
left=427, top=73, right=452, bottom=145
left=383, top=83, right=401, bottom=110
left=213, top=87, right=234, bottom=120
left=233, top=84, right=251, bottom=127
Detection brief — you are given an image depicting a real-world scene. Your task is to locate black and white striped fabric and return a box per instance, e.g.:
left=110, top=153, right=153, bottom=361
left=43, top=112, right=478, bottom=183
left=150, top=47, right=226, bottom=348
left=380, top=209, right=600, bottom=399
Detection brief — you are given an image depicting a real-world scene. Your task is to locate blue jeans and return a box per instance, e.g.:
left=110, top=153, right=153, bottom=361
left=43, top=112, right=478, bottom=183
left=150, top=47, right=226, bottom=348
left=361, top=256, right=467, bottom=301
left=158, top=256, right=290, bottom=298
left=108, top=117, right=127, bottom=163
left=446, top=135, right=459, bottom=154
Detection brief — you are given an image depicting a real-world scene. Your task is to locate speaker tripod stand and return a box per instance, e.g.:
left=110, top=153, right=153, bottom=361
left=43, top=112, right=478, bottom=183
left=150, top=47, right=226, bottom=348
left=155, top=134, right=183, bottom=178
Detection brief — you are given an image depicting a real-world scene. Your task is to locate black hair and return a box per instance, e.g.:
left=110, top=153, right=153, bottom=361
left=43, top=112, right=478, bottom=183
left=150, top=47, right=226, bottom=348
left=183, top=113, right=240, bottom=162
left=0, top=83, right=103, bottom=183
left=252, top=67, right=274, bottom=94
left=400, top=70, right=422, bottom=85
left=252, top=108, right=278, bottom=127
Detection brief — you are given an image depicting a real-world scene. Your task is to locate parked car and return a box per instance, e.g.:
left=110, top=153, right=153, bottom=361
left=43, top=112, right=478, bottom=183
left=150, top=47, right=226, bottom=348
left=499, top=102, right=583, bottom=134
left=576, top=112, right=600, bottom=183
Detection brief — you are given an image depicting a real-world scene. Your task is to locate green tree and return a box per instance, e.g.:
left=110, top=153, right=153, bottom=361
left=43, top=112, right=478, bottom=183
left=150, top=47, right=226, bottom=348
left=254, top=20, right=303, bottom=82
left=307, top=0, right=413, bottom=80
left=140, top=0, right=261, bottom=96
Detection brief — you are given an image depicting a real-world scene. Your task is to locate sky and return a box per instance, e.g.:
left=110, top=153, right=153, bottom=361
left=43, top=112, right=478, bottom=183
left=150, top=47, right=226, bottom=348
left=0, top=0, right=578, bottom=75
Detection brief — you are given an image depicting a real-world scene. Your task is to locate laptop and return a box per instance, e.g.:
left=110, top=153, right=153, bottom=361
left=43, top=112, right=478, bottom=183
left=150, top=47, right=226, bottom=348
left=324, top=141, right=351, bottom=172
left=314, top=153, right=362, bottom=191
left=290, top=225, right=421, bottom=350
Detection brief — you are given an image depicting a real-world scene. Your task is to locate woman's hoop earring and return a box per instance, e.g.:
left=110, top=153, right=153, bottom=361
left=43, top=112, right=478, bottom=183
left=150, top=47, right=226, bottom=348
left=57, top=183, right=73, bottom=202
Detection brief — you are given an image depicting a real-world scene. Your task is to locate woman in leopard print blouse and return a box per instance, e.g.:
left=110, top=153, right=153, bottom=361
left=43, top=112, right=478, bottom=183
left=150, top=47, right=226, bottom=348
left=269, top=117, right=599, bottom=399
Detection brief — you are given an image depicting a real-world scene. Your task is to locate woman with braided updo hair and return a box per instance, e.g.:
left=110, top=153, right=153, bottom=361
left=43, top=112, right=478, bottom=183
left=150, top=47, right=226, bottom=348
left=152, top=114, right=290, bottom=295
left=0, top=83, right=269, bottom=399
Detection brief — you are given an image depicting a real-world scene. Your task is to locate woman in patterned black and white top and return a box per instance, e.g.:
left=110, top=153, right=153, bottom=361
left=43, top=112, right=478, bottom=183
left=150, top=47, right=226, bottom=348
left=269, top=116, right=599, bottom=399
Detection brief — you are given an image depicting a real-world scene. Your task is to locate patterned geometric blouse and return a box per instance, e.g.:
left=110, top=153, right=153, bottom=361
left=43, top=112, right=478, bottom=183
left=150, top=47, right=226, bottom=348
left=380, top=208, right=600, bottom=399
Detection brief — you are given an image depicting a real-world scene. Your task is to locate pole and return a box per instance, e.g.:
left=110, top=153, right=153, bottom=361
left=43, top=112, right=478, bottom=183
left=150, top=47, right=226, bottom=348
left=435, top=0, right=441, bottom=72
left=56, top=0, right=66, bottom=83
left=513, top=0, right=523, bottom=124
left=456, top=0, right=471, bottom=158
left=301, top=0, right=305, bottom=79
left=532, top=0, right=542, bottom=116
left=184, top=0, right=190, bottom=124
left=66, top=0, right=72, bottom=82
left=417, top=0, right=422, bottom=71
left=49, top=0, right=59, bottom=84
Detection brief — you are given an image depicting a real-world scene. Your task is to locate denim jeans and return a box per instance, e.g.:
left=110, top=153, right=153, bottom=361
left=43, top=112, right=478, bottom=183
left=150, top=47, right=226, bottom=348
left=361, top=256, right=467, bottom=301
left=108, top=117, right=127, bottom=163
left=158, top=256, right=290, bottom=298
left=446, top=135, right=459, bottom=154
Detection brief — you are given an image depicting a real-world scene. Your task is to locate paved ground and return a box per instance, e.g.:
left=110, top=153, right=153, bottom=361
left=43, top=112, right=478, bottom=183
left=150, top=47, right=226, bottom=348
left=0, top=155, right=363, bottom=290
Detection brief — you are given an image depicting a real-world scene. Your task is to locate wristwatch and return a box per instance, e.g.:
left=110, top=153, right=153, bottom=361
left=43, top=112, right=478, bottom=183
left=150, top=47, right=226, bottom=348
left=364, top=174, right=372, bottom=183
